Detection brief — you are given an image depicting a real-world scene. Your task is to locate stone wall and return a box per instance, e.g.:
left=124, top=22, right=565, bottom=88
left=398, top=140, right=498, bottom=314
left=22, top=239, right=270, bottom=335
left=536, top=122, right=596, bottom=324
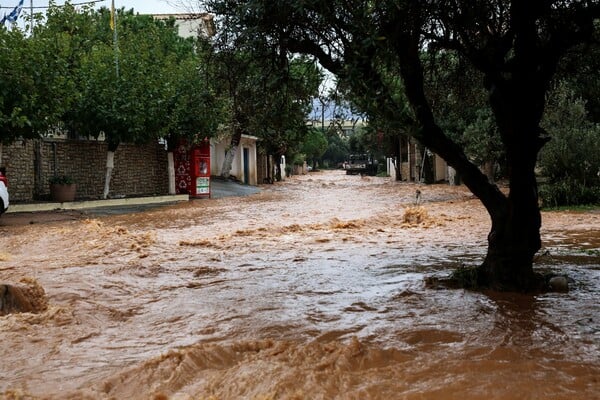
left=0, top=141, right=36, bottom=202
left=1, top=139, right=168, bottom=202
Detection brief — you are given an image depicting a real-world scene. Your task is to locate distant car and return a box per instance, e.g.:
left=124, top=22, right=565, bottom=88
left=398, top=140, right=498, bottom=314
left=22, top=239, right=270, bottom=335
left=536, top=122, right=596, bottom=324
left=0, top=172, right=9, bottom=215
left=344, top=153, right=377, bottom=176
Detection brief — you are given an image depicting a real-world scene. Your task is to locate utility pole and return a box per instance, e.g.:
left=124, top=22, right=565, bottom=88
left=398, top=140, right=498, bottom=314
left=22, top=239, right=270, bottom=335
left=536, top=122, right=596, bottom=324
left=29, top=0, right=33, bottom=33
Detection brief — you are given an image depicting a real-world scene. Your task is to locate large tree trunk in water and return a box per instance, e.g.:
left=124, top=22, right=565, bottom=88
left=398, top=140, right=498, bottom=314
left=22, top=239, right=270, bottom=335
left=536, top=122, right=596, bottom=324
left=477, top=153, right=543, bottom=291
left=221, top=128, right=242, bottom=179
left=476, top=74, right=548, bottom=291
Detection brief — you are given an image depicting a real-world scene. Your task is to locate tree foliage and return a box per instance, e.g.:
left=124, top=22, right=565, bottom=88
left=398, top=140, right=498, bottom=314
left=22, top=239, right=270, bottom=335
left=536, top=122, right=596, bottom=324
left=1, top=3, right=222, bottom=148
left=539, top=81, right=600, bottom=206
left=301, top=127, right=328, bottom=167
left=206, top=7, right=323, bottom=178
left=0, top=23, right=74, bottom=142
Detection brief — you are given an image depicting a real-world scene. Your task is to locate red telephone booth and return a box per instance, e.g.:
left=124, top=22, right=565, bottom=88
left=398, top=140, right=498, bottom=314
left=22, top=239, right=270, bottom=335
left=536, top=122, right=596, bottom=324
left=190, top=140, right=211, bottom=198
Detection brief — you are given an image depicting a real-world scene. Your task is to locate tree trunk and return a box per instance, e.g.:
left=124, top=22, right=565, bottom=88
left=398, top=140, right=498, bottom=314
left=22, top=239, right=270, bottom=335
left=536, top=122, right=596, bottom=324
left=166, top=136, right=178, bottom=195
left=167, top=152, right=176, bottom=195
left=103, top=141, right=119, bottom=199
left=221, top=128, right=242, bottom=179
left=483, top=160, right=495, bottom=183
left=103, top=151, right=115, bottom=199
left=476, top=76, right=548, bottom=291
left=477, top=164, right=543, bottom=291
left=265, top=154, right=273, bottom=183
left=393, top=135, right=402, bottom=181
left=277, top=154, right=285, bottom=181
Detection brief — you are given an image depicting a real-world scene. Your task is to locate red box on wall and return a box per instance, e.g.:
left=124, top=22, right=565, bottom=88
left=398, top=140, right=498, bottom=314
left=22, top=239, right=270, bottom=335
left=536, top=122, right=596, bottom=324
left=191, top=141, right=210, bottom=198
left=174, top=139, right=211, bottom=198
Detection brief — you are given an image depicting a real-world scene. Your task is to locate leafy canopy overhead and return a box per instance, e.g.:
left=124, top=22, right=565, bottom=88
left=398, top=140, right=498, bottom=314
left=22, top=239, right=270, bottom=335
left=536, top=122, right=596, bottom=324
left=1, top=3, right=224, bottom=147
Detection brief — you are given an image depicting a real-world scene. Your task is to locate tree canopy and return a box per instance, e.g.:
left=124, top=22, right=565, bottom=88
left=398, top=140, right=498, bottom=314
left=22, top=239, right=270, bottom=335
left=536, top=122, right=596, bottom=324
left=0, top=3, right=223, bottom=148
left=207, top=9, right=323, bottom=178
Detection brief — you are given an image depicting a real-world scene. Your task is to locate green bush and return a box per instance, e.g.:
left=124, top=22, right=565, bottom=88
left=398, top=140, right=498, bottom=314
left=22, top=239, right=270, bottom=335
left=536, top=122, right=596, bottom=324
left=49, top=175, right=74, bottom=185
left=538, top=81, right=600, bottom=207
left=539, top=179, right=600, bottom=208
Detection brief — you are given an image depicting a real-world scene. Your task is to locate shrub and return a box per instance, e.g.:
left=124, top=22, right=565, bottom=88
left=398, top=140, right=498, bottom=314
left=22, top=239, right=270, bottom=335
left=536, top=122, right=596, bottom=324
left=539, top=179, right=600, bottom=208
left=538, top=81, right=600, bottom=207
left=49, top=175, right=74, bottom=185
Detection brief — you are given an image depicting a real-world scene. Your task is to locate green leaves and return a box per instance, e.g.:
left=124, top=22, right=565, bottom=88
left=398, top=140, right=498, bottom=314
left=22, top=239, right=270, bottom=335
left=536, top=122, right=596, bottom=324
left=1, top=4, right=224, bottom=147
left=540, top=81, right=600, bottom=191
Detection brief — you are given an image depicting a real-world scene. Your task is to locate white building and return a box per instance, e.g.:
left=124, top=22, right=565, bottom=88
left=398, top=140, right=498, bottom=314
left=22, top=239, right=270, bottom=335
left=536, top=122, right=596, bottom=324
left=210, top=134, right=259, bottom=186
left=151, top=13, right=215, bottom=38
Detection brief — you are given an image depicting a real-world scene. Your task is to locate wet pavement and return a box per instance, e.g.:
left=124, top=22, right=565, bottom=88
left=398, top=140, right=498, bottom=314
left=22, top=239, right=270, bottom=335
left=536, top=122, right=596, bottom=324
left=1, top=178, right=260, bottom=224
left=0, top=170, right=599, bottom=399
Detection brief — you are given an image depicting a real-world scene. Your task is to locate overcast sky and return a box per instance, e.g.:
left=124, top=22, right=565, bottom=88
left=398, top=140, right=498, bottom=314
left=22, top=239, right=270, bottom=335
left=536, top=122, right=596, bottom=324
left=1, top=0, right=200, bottom=17
left=1, top=0, right=205, bottom=31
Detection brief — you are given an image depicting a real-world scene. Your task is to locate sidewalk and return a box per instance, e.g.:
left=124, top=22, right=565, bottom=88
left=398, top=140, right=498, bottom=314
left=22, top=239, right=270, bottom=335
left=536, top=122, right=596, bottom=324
left=6, top=194, right=190, bottom=214
left=6, top=179, right=261, bottom=214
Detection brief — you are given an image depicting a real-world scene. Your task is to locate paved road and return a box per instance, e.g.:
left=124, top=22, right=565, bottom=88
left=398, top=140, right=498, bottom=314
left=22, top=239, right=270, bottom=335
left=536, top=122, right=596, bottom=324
left=209, top=178, right=261, bottom=198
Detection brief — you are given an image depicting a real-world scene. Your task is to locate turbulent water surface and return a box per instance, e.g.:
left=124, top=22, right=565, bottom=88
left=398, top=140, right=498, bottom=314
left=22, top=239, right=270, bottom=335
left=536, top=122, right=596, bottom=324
left=0, top=170, right=598, bottom=399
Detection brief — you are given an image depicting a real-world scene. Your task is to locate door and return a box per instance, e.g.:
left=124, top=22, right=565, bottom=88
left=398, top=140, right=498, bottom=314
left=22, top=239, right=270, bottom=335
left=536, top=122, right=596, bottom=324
left=243, top=148, right=249, bottom=184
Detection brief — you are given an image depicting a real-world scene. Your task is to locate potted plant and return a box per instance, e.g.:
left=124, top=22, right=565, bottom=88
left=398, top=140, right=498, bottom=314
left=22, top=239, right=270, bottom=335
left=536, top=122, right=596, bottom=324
left=49, top=175, right=76, bottom=202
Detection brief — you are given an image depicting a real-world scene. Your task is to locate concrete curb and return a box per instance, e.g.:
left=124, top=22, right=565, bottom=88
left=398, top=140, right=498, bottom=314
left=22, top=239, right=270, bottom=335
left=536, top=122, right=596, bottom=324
left=7, top=194, right=190, bottom=214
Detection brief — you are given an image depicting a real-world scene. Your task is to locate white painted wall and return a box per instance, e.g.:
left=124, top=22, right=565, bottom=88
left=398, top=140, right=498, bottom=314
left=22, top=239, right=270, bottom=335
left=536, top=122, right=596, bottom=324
left=210, top=134, right=258, bottom=185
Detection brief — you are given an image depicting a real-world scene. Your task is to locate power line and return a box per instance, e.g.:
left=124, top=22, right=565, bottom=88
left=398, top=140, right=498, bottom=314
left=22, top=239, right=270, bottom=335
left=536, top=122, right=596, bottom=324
left=0, top=0, right=106, bottom=9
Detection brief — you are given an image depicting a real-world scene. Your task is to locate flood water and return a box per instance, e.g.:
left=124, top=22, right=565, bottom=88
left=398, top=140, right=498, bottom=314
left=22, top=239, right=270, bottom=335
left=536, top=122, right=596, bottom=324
left=1, top=170, right=599, bottom=399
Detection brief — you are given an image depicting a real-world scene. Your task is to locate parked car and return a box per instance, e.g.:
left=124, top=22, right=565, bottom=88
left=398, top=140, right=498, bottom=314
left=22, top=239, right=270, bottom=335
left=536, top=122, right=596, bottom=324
left=0, top=170, right=9, bottom=215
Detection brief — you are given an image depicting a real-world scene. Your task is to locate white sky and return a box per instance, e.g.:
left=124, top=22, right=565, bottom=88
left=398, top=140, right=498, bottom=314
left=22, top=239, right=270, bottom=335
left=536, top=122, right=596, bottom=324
left=2, top=0, right=202, bottom=30
left=1, top=0, right=198, bottom=18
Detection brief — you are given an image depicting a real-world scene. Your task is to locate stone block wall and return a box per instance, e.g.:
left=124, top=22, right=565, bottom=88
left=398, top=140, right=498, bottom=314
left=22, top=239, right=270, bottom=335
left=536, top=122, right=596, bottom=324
left=1, top=139, right=168, bottom=202
left=0, top=141, right=36, bottom=202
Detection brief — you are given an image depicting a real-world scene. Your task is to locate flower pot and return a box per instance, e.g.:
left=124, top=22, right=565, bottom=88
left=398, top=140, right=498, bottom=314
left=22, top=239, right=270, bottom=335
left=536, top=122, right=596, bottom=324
left=50, top=184, right=76, bottom=202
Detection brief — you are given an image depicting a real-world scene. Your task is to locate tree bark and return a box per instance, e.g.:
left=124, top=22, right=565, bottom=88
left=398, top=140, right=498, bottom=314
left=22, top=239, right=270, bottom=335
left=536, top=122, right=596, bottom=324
left=167, top=152, right=176, bottom=195
left=274, top=154, right=283, bottom=181
left=393, top=135, right=402, bottom=181
left=103, top=151, right=115, bottom=200
left=477, top=146, right=543, bottom=290
left=483, top=160, right=495, bottom=183
left=103, top=141, right=119, bottom=199
left=221, top=128, right=242, bottom=179
left=476, top=70, right=548, bottom=290
left=166, top=136, right=178, bottom=195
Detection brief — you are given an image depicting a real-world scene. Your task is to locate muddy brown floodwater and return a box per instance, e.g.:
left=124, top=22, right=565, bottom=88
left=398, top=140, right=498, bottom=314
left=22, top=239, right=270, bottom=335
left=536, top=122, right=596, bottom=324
left=1, top=170, right=599, bottom=400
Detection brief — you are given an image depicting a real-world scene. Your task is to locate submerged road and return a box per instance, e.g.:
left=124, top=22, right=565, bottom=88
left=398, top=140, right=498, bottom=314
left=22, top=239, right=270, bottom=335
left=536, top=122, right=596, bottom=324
left=1, top=170, right=599, bottom=399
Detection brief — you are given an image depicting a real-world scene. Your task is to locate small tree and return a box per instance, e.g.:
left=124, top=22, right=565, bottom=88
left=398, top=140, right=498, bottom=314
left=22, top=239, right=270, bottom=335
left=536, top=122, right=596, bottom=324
left=301, top=127, right=328, bottom=169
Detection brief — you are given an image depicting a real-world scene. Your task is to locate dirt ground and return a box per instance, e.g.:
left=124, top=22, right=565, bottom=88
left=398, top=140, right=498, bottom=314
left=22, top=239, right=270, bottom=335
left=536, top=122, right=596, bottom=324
left=1, top=170, right=599, bottom=399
